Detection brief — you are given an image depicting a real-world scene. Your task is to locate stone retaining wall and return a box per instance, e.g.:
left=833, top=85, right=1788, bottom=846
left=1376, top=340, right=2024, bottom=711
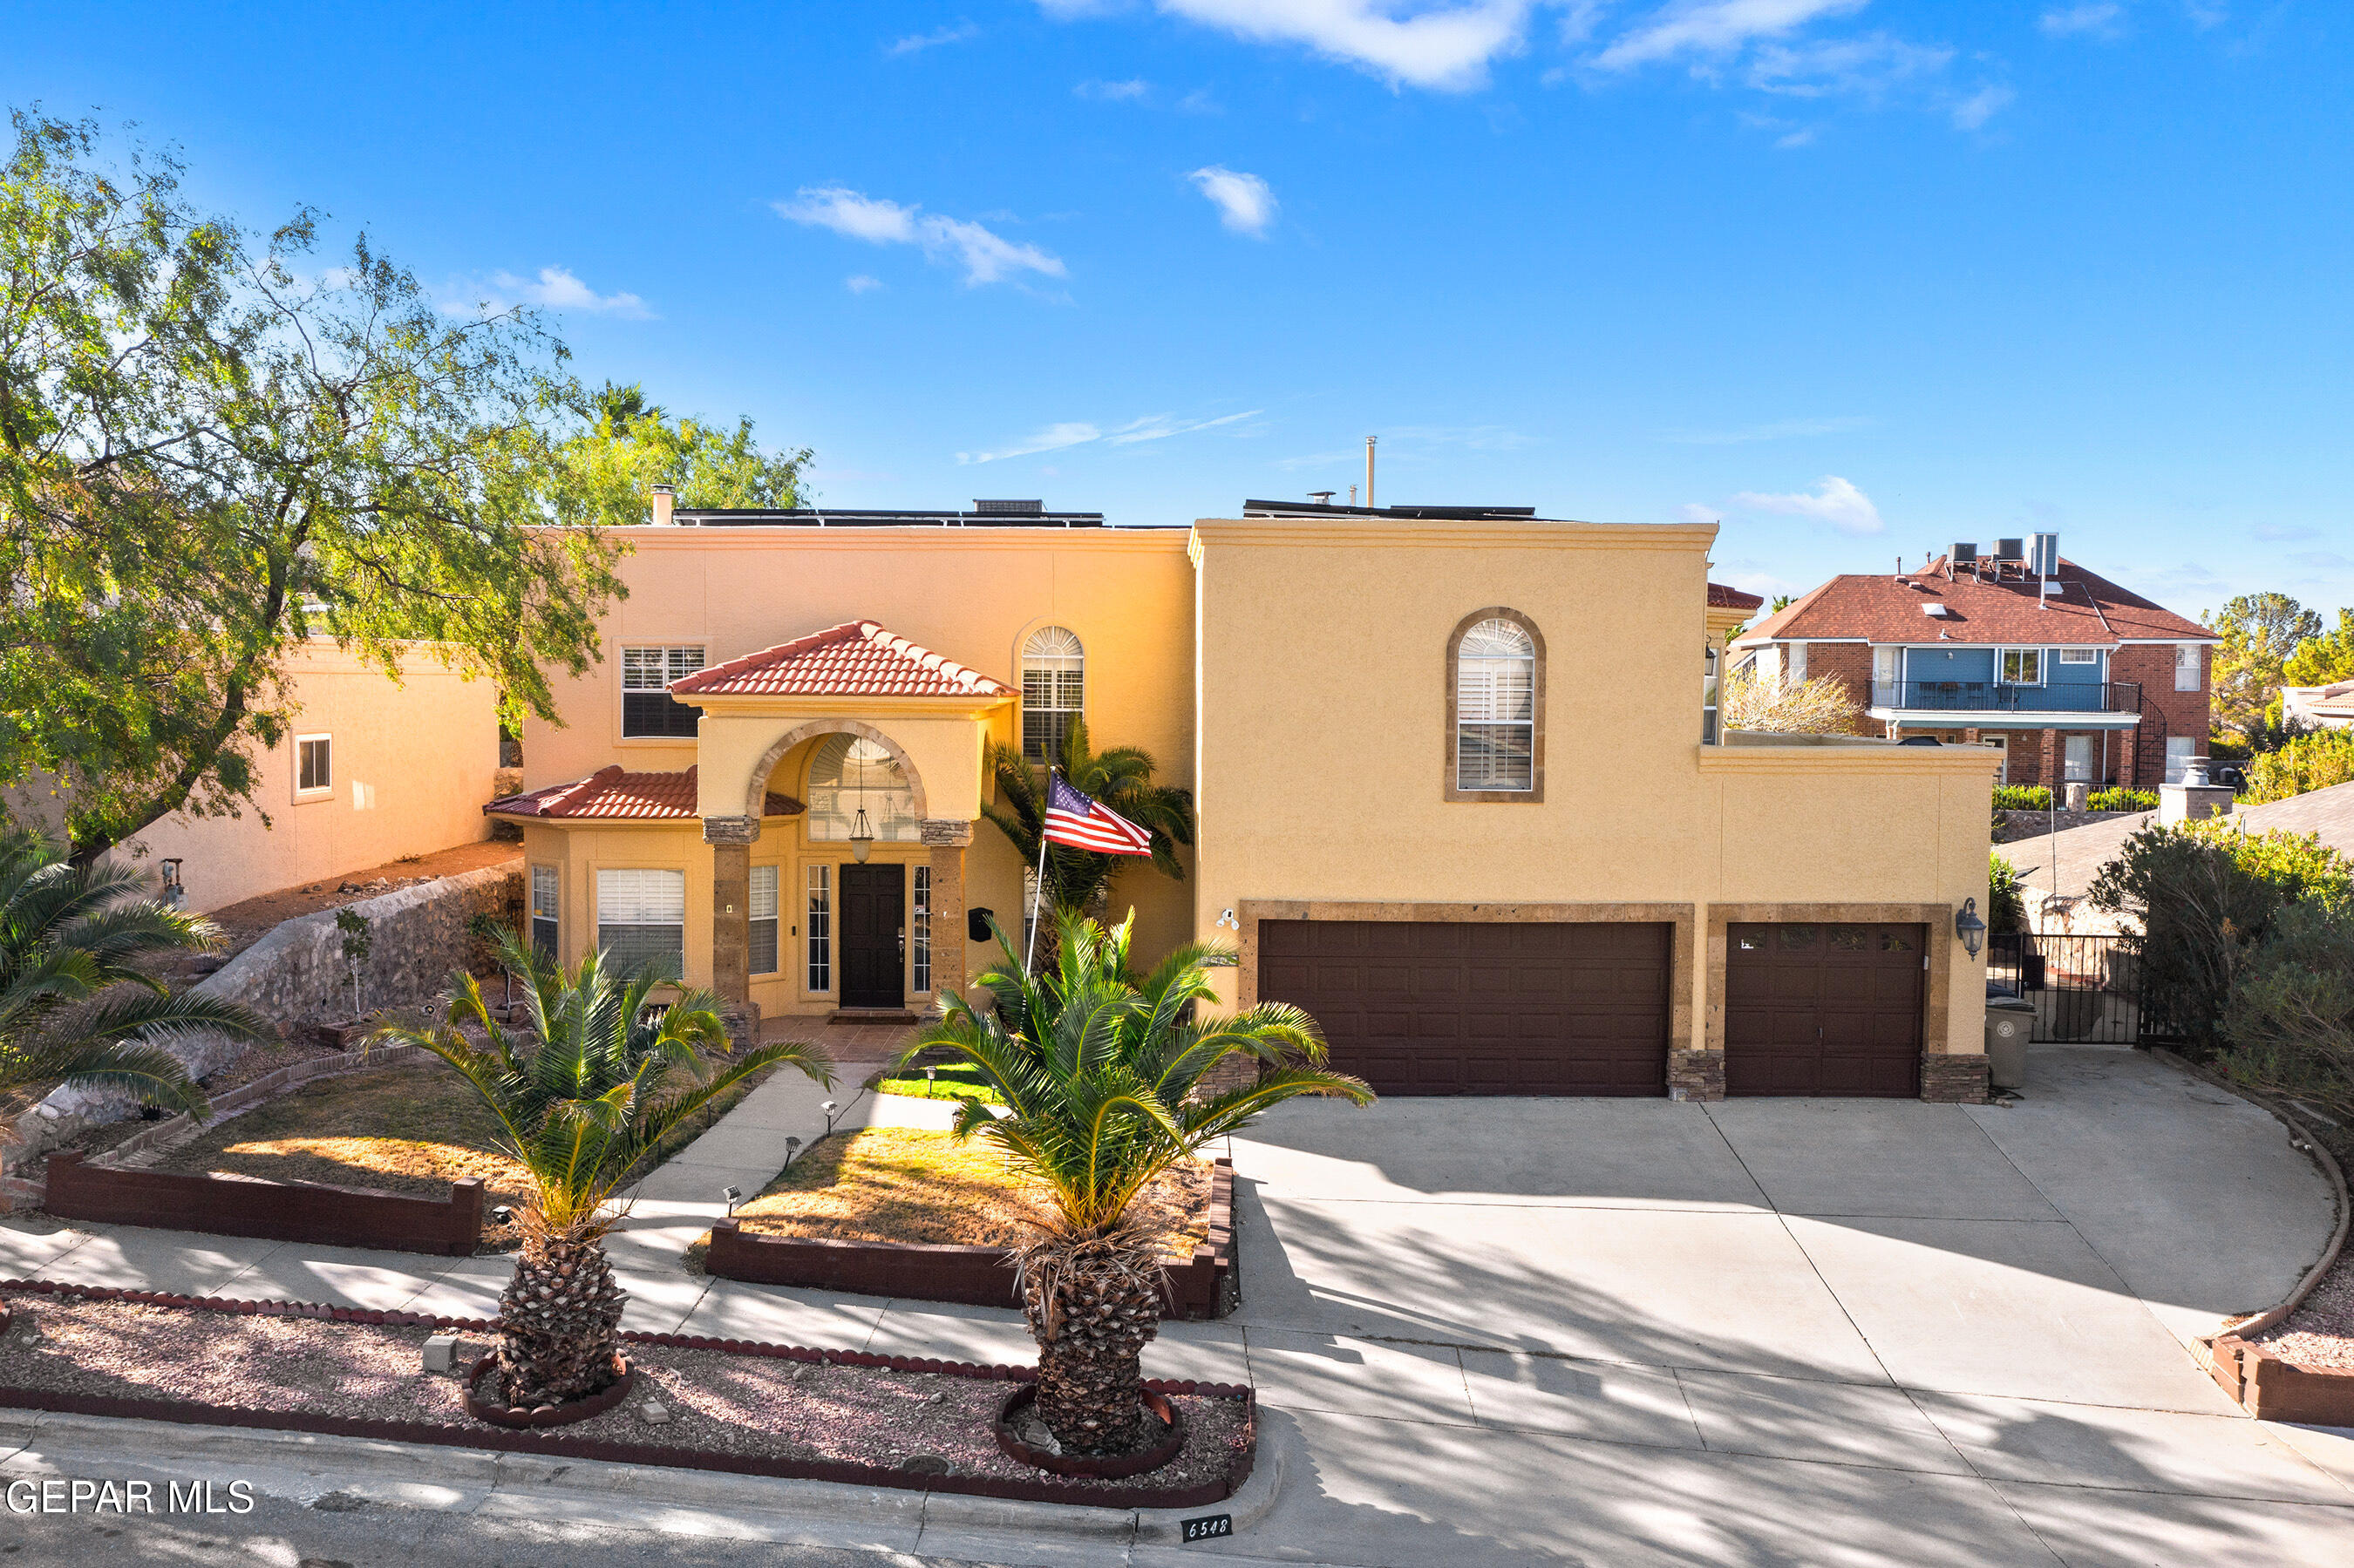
left=42, top=1150, right=484, bottom=1257
left=1992, top=807, right=2149, bottom=845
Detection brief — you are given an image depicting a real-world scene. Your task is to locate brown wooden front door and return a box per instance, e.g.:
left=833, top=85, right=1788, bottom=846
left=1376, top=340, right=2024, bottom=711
left=1725, top=922, right=1926, bottom=1096
left=839, top=864, right=905, bottom=1009
left=1257, top=920, right=1671, bottom=1096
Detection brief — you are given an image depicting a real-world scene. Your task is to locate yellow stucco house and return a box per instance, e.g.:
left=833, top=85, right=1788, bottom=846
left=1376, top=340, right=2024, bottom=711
left=493, top=496, right=1998, bottom=1103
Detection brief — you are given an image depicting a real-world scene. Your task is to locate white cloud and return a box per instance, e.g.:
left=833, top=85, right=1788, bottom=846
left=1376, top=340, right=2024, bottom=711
left=2254, top=523, right=2321, bottom=543
left=1666, top=415, right=1871, bottom=444
left=1950, top=84, right=2013, bottom=129
left=1745, top=35, right=1954, bottom=98
left=1106, top=411, right=1262, bottom=444
left=1731, top=474, right=1884, bottom=534
left=2038, top=3, right=2123, bottom=37
left=444, top=266, right=650, bottom=318
left=2289, top=551, right=2354, bottom=573
left=958, top=422, right=1102, bottom=465
left=1063, top=1, right=1542, bottom=92
left=1679, top=502, right=1725, bottom=523
left=1594, top=0, right=1868, bottom=71
left=889, top=22, right=980, bottom=54
left=775, top=188, right=1066, bottom=287
left=845, top=274, right=884, bottom=294
left=959, top=409, right=1261, bottom=464
left=1189, top=166, right=1279, bottom=236
left=1077, top=78, right=1152, bottom=100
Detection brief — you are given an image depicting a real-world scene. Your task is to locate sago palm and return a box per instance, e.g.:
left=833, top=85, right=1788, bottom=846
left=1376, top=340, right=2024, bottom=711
left=373, top=932, right=832, bottom=1408
left=901, top=907, right=1371, bottom=1456
left=980, top=717, right=1194, bottom=915
left=0, top=831, right=270, bottom=1122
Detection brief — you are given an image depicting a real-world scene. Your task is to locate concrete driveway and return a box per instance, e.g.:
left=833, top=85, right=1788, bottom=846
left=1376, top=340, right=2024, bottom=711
left=1203, top=1046, right=2353, bottom=1565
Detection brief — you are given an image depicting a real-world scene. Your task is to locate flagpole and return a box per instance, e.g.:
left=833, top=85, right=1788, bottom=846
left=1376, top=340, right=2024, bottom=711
left=1024, top=769, right=1052, bottom=979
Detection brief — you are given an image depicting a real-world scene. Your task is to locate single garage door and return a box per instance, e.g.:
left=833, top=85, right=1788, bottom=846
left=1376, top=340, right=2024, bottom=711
left=1257, top=920, right=1670, bottom=1096
left=1725, top=922, right=1925, bottom=1096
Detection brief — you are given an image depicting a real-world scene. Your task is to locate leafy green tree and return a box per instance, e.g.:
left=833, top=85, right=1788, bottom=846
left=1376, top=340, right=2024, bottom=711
left=553, top=381, right=809, bottom=529
left=0, top=832, right=271, bottom=1117
left=371, top=933, right=831, bottom=1408
left=1989, top=852, right=2027, bottom=934
left=0, top=110, right=628, bottom=862
left=981, top=717, right=1194, bottom=919
left=2284, top=608, right=2354, bottom=689
left=901, top=910, right=1370, bottom=1455
left=2243, top=729, right=2354, bottom=804
left=2205, top=593, right=2323, bottom=746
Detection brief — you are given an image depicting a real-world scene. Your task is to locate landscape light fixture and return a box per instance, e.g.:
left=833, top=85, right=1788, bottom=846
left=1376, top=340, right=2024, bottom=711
left=491, top=1205, right=514, bottom=1225
left=783, top=1135, right=802, bottom=1171
left=721, top=1184, right=742, bottom=1215
left=822, top=1099, right=840, bottom=1135
left=1955, top=897, right=1987, bottom=959
left=925, top=1066, right=936, bottom=1086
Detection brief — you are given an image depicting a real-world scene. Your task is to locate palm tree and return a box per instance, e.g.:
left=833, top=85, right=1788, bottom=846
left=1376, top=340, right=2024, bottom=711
left=372, top=933, right=832, bottom=1408
left=0, top=831, right=270, bottom=1122
left=900, top=908, right=1372, bottom=1456
left=981, top=717, right=1194, bottom=920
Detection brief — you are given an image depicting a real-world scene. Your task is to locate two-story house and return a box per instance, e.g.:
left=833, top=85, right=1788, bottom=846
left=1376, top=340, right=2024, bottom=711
left=1730, top=536, right=2215, bottom=789
left=490, top=497, right=1997, bottom=1103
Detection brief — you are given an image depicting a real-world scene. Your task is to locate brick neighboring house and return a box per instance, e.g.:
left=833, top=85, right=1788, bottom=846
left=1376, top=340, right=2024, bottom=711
left=1729, top=538, right=2215, bottom=789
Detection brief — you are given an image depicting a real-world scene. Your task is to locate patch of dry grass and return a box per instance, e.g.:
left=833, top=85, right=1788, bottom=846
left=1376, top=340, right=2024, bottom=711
left=729, top=1126, right=1212, bottom=1258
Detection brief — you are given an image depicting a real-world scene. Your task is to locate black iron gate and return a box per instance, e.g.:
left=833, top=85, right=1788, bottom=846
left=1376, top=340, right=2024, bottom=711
left=1985, top=933, right=2187, bottom=1045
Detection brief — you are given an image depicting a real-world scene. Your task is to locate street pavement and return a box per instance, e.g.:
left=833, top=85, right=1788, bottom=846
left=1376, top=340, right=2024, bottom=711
left=0, top=1043, right=2348, bottom=1565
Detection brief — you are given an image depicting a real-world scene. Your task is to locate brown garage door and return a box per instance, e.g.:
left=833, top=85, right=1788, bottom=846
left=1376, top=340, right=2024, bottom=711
left=1256, top=920, right=1670, bottom=1096
left=1725, top=922, right=1925, bottom=1097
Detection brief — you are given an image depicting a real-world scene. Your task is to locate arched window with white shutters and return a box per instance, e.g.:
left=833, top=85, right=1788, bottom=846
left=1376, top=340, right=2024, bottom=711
left=1021, top=626, right=1085, bottom=762
left=1447, top=610, right=1544, bottom=801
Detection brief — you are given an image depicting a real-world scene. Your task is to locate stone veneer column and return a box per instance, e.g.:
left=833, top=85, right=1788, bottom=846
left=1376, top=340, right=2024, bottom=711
left=1920, top=1055, right=1990, bottom=1104
left=920, top=819, right=973, bottom=1011
left=703, top=815, right=760, bottom=1010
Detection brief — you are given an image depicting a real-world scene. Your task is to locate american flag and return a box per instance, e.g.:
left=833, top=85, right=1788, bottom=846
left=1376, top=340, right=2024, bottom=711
left=1042, top=773, right=1155, bottom=857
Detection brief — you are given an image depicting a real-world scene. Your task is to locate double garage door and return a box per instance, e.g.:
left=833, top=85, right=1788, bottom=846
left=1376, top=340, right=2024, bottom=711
left=1257, top=918, right=1924, bottom=1098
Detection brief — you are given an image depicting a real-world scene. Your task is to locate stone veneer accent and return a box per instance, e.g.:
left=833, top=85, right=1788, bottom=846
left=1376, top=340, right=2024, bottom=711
left=704, top=816, right=759, bottom=1008
left=1666, top=1049, right=1725, bottom=1102
left=920, top=820, right=973, bottom=1009
left=1919, top=1052, right=1990, bottom=1104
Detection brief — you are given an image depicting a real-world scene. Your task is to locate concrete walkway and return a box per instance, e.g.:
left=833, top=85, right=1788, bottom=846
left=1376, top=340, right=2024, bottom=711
left=1, top=1044, right=2349, bottom=1565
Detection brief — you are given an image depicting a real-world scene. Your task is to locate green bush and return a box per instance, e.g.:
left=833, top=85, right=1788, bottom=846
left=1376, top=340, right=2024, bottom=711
left=2244, top=728, right=2354, bottom=804
left=2087, top=787, right=2158, bottom=813
left=1993, top=785, right=2051, bottom=811
left=2090, top=820, right=2354, bottom=1050
left=2219, top=898, right=2354, bottom=1120
left=1989, top=852, right=2027, bottom=934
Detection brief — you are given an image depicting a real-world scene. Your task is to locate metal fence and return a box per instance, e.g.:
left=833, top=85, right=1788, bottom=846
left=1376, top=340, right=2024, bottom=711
left=1985, top=933, right=2187, bottom=1046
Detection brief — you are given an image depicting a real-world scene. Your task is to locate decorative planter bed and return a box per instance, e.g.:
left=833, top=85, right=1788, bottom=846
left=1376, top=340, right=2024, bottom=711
left=706, top=1157, right=1237, bottom=1319
left=0, top=1284, right=1255, bottom=1509
left=2205, top=1335, right=2354, bottom=1425
left=42, top=1149, right=485, bottom=1257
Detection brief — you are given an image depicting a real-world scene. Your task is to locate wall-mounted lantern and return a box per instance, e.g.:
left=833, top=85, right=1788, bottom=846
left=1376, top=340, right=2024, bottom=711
left=1955, top=897, right=1987, bottom=959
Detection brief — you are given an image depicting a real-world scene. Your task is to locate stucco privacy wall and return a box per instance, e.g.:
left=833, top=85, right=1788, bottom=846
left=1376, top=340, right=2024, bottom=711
left=11, top=862, right=522, bottom=1164
left=1189, top=516, right=1997, bottom=1055
left=119, top=640, right=501, bottom=913
left=518, top=524, right=1199, bottom=1001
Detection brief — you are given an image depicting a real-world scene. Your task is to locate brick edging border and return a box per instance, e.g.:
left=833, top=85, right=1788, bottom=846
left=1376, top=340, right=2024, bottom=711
left=0, top=1282, right=1255, bottom=1510
left=707, top=1157, right=1237, bottom=1320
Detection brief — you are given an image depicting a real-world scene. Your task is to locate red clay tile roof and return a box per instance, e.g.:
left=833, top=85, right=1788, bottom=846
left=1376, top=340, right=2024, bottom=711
left=670, top=620, right=1010, bottom=699
left=485, top=765, right=803, bottom=821
left=1732, top=558, right=2213, bottom=648
left=1708, top=581, right=1765, bottom=611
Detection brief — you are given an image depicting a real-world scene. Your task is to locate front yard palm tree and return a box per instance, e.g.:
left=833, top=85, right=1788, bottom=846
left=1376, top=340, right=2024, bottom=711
left=374, top=933, right=832, bottom=1408
left=901, top=907, right=1371, bottom=1456
left=981, top=718, right=1194, bottom=917
left=0, top=831, right=270, bottom=1122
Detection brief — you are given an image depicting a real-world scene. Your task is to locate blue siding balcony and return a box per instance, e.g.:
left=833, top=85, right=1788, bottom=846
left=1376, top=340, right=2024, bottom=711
left=1870, top=680, right=2142, bottom=717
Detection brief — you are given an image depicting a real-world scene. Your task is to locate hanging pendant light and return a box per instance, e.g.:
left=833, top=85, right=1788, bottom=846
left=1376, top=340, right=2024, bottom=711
left=848, top=741, right=874, bottom=863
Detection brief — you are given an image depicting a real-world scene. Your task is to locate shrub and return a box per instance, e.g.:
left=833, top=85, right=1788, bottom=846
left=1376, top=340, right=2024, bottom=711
left=2218, top=898, right=2354, bottom=1120
left=1989, top=852, right=2027, bottom=934
left=2243, top=728, right=2354, bottom=804
left=2089, top=820, right=2354, bottom=1050
left=2087, top=787, right=2158, bottom=813
left=1719, top=670, right=1862, bottom=736
left=1993, top=785, right=2051, bottom=812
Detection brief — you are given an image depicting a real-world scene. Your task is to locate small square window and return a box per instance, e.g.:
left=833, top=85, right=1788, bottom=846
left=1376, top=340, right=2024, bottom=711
left=296, top=736, right=332, bottom=794
left=2000, top=649, right=2043, bottom=685
left=622, top=646, right=705, bottom=738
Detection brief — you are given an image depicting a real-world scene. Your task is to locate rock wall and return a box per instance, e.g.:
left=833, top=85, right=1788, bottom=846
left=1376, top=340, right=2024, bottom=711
left=1993, top=807, right=2150, bottom=845
left=10, top=862, right=521, bottom=1164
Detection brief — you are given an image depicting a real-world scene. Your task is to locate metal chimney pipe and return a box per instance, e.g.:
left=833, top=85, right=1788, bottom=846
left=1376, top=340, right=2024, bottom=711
left=650, top=484, right=676, bottom=526
left=1364, top=436, right=1377, bottom=510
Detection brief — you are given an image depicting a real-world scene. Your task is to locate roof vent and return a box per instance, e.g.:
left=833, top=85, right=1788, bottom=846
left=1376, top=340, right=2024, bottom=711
left=1923, top=602, right=1951, bottom=618
left=973, top=499, right=1043, bottom=515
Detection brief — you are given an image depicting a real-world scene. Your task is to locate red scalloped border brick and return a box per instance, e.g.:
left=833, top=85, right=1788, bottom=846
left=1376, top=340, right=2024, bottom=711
left=994, top=1384, right=1189, bottom=1478
left=463, top=1354, right=636, bottom=1429
left=0, top=1280, right=1255, bottom=1510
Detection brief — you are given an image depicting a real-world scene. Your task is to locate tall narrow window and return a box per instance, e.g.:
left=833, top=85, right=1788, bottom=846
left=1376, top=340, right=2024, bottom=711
left=295, top=735, right=333, bottom=796
left=1452, top=615, right=1539, bottom=796
left=749, top=865, right=779, bottom=977
left=806, top=865, right=832, bottom=992
left=2175, top=643, right=2201, bottom=692
left=622, top=646, right=705, bottom=737
left=1021, top=626, right=1085, bottom=762
left=595, top=868, right=685, bottom=979
left=530, top=865, right=559, bottom=962
left=912, top=865, right=932, bottom=994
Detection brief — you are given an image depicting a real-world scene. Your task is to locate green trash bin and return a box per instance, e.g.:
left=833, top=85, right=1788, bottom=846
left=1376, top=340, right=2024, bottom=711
left=1986, top=992, right=2035, bottom=1090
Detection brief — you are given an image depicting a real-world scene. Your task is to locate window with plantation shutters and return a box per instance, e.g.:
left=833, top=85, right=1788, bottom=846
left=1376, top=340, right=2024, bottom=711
left=749, top=864, right=779, bottom=976
left=1455, top=618, right=1537, bottom=792
left=621, top=646, right=705, bottom=737
left=530, top=864, right=559, bottom=961
left=1020, top=626, right=1084, bottom=762
left=596, top=868, right=685, bottom=979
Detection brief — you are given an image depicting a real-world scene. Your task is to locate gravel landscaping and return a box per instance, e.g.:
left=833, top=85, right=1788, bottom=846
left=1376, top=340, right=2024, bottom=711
left=0, top=1291, right=1248, bottom=1497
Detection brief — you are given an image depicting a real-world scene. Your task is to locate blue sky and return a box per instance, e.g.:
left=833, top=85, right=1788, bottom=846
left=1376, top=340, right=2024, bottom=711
left=13, top=1, right=2351, bottom=615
